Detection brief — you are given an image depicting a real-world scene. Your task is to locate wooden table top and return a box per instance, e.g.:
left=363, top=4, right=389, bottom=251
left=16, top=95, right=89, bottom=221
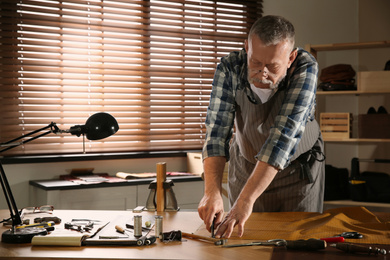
left=0, top=209, right=389, bottom=260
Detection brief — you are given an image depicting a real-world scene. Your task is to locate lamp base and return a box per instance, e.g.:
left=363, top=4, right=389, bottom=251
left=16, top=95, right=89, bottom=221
left=2, top=227, right=47, bottom=243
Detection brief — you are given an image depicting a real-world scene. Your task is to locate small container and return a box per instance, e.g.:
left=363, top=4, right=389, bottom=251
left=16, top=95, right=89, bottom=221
left=155, top=215, right=163, bottom=239
left=133, top=215, right=142, bottom=237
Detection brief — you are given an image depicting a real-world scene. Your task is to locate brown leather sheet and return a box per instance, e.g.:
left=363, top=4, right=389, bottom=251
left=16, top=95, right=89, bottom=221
left=196, top=207, right=390, bottom=244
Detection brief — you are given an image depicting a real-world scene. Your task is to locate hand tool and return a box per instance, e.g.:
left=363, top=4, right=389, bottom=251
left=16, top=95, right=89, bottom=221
left=211, top=218, right=215, bottom=238
left=162, top=230, right=182, bottom=242
left=223, top=238, right=327, bottom=251
left=181, top=231, right=227, bottom=246
left=222, top=239, right=286, bottom=248
left=64, top=221, right=93, bottom=233
left=335, top=231, right=363, bottom=239
left=126, top=223, right=152, bottom=232
left=320, top=236, right=345, bottom=243
left=16, top=221, right=56, bottom=232
left=115, top=225, right=128, bottom=234
left=330, top=243, right=387, bottom=255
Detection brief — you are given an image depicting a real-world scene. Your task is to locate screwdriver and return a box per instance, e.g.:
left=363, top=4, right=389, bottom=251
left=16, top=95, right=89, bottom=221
left=16, top=221, right=56, bottom=232
left=330, top=243, right=387, bottom=255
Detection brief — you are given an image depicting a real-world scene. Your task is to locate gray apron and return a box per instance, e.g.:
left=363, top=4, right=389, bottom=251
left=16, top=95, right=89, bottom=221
left=228, top=86, right=325, bottom=212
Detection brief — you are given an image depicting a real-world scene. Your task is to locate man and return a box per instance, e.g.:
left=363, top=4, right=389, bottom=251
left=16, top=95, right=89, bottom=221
left=198, top=15, right=325, bottom=239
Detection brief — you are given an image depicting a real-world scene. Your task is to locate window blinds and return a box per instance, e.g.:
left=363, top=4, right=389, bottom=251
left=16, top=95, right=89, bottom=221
left=0, top=0, right=262, bottom=156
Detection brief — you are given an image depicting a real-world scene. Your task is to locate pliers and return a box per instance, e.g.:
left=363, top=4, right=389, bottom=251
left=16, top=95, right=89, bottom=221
left=64, top=221, right=94, bottom=233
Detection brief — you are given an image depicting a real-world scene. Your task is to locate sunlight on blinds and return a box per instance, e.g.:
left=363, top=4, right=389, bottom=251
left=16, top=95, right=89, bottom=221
left=0, top=0, right=262, bottom=155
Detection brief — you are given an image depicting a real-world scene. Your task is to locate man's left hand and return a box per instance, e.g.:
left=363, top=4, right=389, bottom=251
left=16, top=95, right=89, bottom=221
left=214, top=198, right=253, bottom=238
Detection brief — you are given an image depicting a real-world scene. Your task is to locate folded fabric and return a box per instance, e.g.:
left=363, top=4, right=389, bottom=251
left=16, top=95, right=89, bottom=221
left=196, top=207, right=390, bottom=244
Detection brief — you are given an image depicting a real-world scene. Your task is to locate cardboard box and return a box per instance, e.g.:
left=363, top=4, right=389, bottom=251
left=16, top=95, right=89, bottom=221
left=186, top=152, right=229, bottom=180
left=358, top=114, right=390, bottom=138
left=187, top=152, right=203, bottom=176
left=320, top=113, right=351, bottom=139
left=358, top=71, right=390, bottom=92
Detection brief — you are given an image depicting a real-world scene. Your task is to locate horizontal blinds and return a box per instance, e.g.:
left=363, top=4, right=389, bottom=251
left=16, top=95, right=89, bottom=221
left=0, top=0, right=262, bottom=155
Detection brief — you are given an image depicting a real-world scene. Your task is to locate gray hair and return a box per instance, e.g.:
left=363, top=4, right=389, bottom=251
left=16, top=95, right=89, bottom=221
left=249, top=15, right=295, bottom=50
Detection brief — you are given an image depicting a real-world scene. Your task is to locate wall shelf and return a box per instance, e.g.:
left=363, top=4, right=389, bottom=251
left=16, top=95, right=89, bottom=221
left=306, top=40, right=390, bottom=143
left=305, top=40, right=390, bottom=58
left=317, top=90, right=390, bottom=95
left=323, top=138, right=390, bottom=143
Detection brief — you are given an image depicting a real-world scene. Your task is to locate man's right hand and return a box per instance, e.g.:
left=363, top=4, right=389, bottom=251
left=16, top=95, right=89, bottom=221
left=198, top=156, right=227, bottom=232
left=198, top=193, right=224, bottom=233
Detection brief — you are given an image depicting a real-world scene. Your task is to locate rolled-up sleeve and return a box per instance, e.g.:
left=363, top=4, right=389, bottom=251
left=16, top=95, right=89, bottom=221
left=202, top=54, right=238, bottom=161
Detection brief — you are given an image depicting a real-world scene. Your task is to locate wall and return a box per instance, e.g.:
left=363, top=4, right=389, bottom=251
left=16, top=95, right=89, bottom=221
left=264, top=0, right=360, bottom=170
left=356, top=0, right=390, bottom=173
left=2, top=0, right=389, bottom=210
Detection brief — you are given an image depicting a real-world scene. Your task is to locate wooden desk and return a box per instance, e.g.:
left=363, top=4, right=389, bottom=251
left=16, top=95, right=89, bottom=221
left=0, top=209, right=389, bottom=260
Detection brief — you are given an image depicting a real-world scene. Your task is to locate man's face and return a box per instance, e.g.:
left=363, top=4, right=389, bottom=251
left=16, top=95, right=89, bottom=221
left=245, top=35, right=297, bottom=89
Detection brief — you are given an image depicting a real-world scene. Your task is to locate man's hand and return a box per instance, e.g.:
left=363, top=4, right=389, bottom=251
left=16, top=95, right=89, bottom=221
left=213, top=161, right=279, bottom=238
left=213, top=198, right=253, bottom=238
left=198, top=192, right=224, bottom=233
left=198, top=156, right=227, bottom=232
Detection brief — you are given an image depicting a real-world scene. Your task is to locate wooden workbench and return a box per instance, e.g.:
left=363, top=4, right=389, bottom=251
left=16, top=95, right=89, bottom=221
left=0, top=209, right=389, bottom=260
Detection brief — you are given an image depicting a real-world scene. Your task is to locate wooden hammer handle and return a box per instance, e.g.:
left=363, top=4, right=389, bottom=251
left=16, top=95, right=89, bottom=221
left=156, top=162, right=166, bottom=212
left=181, top=232, right=221, bottom=243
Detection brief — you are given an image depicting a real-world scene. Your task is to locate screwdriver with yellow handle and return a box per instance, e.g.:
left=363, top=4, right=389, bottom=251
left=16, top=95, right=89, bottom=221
left=16, top=221, right=56, bottom=232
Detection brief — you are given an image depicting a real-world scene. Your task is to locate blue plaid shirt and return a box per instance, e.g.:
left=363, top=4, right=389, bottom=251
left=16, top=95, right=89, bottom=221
left=202, top=48, right=318, bottom=170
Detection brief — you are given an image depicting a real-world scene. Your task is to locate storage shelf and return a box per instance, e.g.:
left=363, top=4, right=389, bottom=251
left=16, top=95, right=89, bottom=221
left=309, top=40, right=390, bottom=144
left=317, top=90, right=390, bottom=95
left=305, top=40, right=390, bottom=58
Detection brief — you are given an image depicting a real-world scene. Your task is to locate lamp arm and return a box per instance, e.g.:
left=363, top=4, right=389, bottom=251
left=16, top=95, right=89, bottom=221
left=0, top=122, right=61, bottom=153
left=0, top=161, right=22, bottom=227
left=0, top=122, right=62, bottom=229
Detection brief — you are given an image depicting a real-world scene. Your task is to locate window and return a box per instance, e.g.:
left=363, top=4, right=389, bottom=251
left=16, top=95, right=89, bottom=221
left=0, top=0, right=262, bottom=156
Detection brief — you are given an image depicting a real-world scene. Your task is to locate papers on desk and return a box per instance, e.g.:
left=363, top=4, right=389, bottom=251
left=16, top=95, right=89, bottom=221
left=31, top=220, right=109, bottom=246
left=60, top=173, right=127, bottom=184
left=31, top=214, right=155, bottom=247
left=116, top=171, right=195, bottom=179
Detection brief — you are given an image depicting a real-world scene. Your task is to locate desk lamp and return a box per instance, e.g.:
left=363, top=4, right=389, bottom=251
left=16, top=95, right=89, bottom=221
left=0, top=112, right=119, bottom=243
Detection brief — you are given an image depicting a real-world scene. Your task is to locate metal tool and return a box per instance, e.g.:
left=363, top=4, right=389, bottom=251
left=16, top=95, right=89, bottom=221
left=211, top=218, right=215, bottom=238
left=126, top=223, right=152, bottom=232
left=145, top=180, right=179, bottom=211
left=162, top=230, right=182, bottom=242
left=223, top=238, right=327, bottom=251
left=64, top=221, right=93, bottom=233
left=330, top=243, right=387, bottom=255
left=222, top=239, right=286, bottom=248
left=16, top=221, right=56, bottom=232
left=336, top=232, right=363, bottom=239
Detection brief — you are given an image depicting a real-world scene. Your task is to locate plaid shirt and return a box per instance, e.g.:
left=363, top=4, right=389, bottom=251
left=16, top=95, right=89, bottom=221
left=202, top=48, right=318, bottom=170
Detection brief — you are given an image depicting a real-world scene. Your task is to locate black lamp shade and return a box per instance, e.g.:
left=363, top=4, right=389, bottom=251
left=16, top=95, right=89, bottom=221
left=84, top=112, right=119, bottom=140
